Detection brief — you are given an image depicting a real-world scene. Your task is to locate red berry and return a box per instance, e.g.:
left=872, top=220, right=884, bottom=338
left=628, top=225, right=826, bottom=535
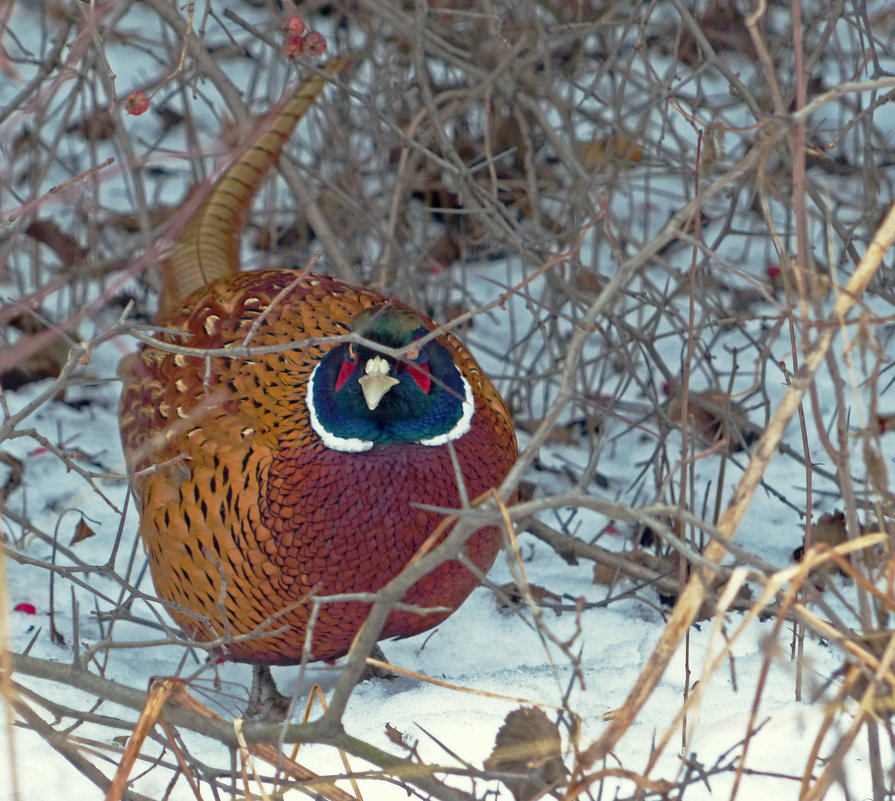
left=14, top=602, right=37, bottom=614
left=304, top=31, right=327, bottom=57
left=286, top=15, right=307, bottom=36
left=125, top=91, right=150, bottom=116
left=282, top=33, right=306, bottom=59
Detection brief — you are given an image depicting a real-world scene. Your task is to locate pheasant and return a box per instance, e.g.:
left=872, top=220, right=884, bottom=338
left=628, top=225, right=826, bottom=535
left=118, top=64, right=517, bottom=710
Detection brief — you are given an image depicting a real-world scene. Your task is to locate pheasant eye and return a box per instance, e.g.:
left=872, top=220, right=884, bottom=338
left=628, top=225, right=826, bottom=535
left=347, top=343, right=358, bottom=362
left=404, top=345, right=420, bottom=361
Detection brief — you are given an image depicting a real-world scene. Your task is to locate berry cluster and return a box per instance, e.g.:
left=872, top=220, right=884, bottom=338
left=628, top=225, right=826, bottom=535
left=282, top=15, right=327, bottom=59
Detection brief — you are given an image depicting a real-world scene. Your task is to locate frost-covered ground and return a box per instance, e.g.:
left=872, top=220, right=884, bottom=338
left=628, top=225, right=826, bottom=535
left=3, top=2, right=895, bottom=800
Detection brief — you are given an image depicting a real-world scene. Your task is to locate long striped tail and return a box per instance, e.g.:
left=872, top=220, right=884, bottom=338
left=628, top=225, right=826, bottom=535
left=158, top=60, right=344, bottom=319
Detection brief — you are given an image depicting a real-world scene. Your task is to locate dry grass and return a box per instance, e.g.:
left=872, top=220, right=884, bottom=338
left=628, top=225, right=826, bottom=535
left=3, top=0, right=895, bottom=799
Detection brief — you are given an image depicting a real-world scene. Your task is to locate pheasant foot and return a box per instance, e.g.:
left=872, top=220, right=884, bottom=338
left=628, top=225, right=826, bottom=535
left=360, top=643, right=397, bottom=681
left=246, top=664, right=292, bottom=721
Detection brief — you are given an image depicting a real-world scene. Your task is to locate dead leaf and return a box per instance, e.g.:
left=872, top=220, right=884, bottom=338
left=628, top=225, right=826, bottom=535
left=70, top=109, right=116, bottom=141
left=1, top=313, right=70, bottom=393
left=384, top=722, right=411, bottom=749
left=484, top=707, right=566, bottom=801
left=794, top=511, right=891, bottom=581
left=577, top=134, right=643, bottom=169
left=516, top=480, right=536, bottom=503
left=699, top=122, right=726, bottom=175
left=106, top=204, right=179, bottom=233
left=625, top=548, right=752, bottom=620
left=70, top=518, right=96, bottom=545
left=656, top=211, right=712, bottom=256
left=676, top=6, right=757, bottom=65
left=24, top=219, right=86, bottom=267
left=665, top=389, right=758, bottom=453
left=495, top=582, right=563, bottom=614
left=443, top=302, right=473, bottom=329
left=0, top=452, right=24, bottom=506
left=424, top=230, right=461, bottom=268
left=838, top=629, right=895, bottom=717
left=572, top=268, right=605, bottom=295
left=254, top=220, right=312, bottom=252
left=766, top=260, right=831, bottom=299
left=592, top=562, right=618, bottom=587
left=811, top=510, right=850, bottom=549
left=592, top=549, right=652, bottom=587
left=516, top=417, right=600, bottom=444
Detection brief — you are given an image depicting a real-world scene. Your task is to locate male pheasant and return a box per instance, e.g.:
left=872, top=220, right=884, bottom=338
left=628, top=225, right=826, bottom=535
left=118, top=65, right=517, bottom=704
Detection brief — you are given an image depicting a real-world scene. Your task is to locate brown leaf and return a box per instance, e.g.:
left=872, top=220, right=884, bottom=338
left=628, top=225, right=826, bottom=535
left=106, top=204, right=179, bottom=233
left=495, top=582, right=563, bottom=614
left=592, top=562, right=618, bottom=587
left=424, top=230, right=461, bottom=268
left=792, top=511, right=895, bottom=587
left=676, top=6, right=757, bottom=65
left=592, top=548, right=652, bottom=587
left=572, top=268, right=605, bottom=295
left=443, top=302, right=474, bottom=329
left=665, top=390, right=757, bottom=453
left=254, top=220, right=312, bottom=252
left=24, top=219, right=86, bottom=267
left=384, top=722, right=411, bottom=749
left=842, top=629, right=895, bottom=716
left=655, top=211, right=712, bottom=256
left=876, top=413, right=895, bottom=433
left=632, top=549, right=752, bottom=621
left=812, top=511, right=849, bottom=549
left=798, top=510, right=894, bottom=570
left=484, top=707, right=566, bottom=801
left=516, top=480, right=536, bottom=503
left=70, top=109, right=116, bottom=141
left=699, top=122, right=726, bottom=176
left=577, top=134, right=643, bottom=169
left=70, top=518, right=97, bottom=545
left=1, top=313, right=70, bottom=392
left=516, top=417, right=600, bottom=444
left=766, top=260, right=831, bottom=299
left=0, top=452, right=24, bottom=506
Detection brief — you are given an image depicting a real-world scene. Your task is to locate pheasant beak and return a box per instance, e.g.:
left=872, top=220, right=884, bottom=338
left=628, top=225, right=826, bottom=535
left=358, top=355, right=400, bottom=410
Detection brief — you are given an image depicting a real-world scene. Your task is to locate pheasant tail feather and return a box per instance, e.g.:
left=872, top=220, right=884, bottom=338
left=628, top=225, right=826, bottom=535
left=159, top=60, right=345, bottom=318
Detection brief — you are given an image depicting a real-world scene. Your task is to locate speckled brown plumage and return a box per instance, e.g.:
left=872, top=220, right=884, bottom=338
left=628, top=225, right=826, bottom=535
left=120, top=271, right=516, bottom=662
left=119, top=66, right=517, bottom=667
